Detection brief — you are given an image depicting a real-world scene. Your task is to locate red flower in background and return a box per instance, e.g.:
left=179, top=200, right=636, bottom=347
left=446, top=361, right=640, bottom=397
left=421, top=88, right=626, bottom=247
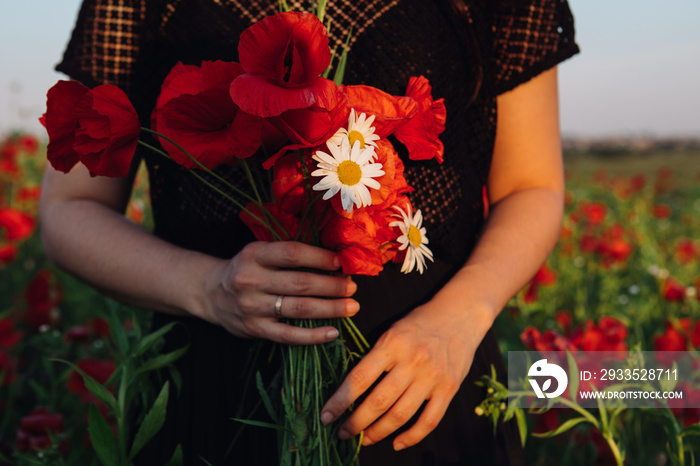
left=675, top=239, right=698, bottom=265
left=662, top=277, right=687, bottom=302
left=230, top=11, right=337, bottom=118
left=578, top=201, right=607, bottom=225
left=652, top=204, right=672, bottom=219
left=393, top=76, right=447, bottom=163
left=0, top=352, right=16, bottom=385
left=67, top=359, right=116, bottom=408
left=521, top=327, right=576, bottom=352
left=523, top=263, right=557, bottom=303
left=152, top=61, right=263, bottom=169
left=0, top=318, right=23, bottom=349
left=653, top=319, right=700, bottom=352
left=570, top=317, right=628, bottom=352
left=24, top=270, right=62, bottom=330
left=16, top=408, right=68, bottom=455
left=0, top=208, right=35, bottom=241
left=42, top=81, right=140, bottom=177
left=0, top=244, right=18, bottom=265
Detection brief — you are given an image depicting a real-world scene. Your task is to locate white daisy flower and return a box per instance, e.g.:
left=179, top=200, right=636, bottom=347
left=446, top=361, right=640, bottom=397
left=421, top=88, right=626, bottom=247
left=390, top=205, right=434, bottom=274
left=311, top=139, right=385, bottom=214
left=327, top=109, right=381, bottom=153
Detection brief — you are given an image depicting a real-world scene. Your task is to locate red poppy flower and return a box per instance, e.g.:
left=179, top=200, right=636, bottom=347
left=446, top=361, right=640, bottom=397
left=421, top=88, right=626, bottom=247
left=0, top=208, right=35, bottom=241
left=555, top=311, right=573, bottom=334
left=65, top=326, right=91, bottom=344
left=320, top=199, right=400, bottom=276
left=653, top=319, right=691, bottom=352
left=0, top=243, right=18, bottom=265
left=652, top=204, right=672, bottom=219
left=675, top=239, right=698, bottom=265
left=523, top=263, right=557, bottom=303
left=263, top=88, right=350, bottom=169
left=43, top=81, right=140, bottom=177
left=230, top=11, right=337, bottom=118
left=87, top=318, right=111, bottom=339
left=393, top=76, right=446, bottom=163
left=662, top=277, right=687, bottom=302
left=67, top=359, right=116, bottom=404
left=0, top=352, right=16, bottom=385
left=0, top=318, right=23, bottom=349
left=341, top=84, right=418, bottom=137
left=271, top=152, right=310, bottom=215
left=24, top=270, right=62, bottom=330
left=570, top=317, right=628, bottom=352
left=19, top=135, right=39, bottom=154
left=579, top=201, right=606, bottom=225
left=520, top=326, right=576, bottom=352
left=153, top=61, right=263, bottom=169
left=16, top=407, right=68, bottom=455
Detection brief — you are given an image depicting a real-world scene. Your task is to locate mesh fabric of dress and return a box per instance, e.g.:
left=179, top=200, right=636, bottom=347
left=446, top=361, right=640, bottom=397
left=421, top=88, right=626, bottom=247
left=57, top=0, right=578, bottom=464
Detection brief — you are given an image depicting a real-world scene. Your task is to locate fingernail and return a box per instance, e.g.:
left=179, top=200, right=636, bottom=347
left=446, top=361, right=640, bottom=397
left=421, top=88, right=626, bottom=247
left=327, top=329, right=339, bottom=340
left=321, top=411, right=334, bottom=424
left=346, top=280, right=357, bottom=296
left=347, top=301, right=360, bottom=316
left=338, top=428, right=351, bottom=440
left=333, top=256, right=341, bottom=269
left=394, top=442, right=406, bottom=451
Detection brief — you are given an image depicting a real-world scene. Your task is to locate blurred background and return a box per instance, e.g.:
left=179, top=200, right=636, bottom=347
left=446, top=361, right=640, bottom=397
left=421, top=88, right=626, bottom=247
left=0, top=1, right=698, bottom=465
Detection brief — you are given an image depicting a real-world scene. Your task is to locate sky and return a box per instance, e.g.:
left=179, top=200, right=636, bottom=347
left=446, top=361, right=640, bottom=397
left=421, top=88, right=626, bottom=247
left=1, top=0, right=699, bottom=138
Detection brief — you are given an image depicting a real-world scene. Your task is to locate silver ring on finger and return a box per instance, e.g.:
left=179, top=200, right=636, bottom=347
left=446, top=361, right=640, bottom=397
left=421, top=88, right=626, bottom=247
left=274, top=295, right=284, bottom=318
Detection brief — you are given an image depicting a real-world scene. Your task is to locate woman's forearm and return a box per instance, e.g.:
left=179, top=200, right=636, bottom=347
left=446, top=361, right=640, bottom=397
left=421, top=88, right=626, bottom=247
left=429, top=185, right=563, bottom=334
left=40, top=196, right=222, bottom=320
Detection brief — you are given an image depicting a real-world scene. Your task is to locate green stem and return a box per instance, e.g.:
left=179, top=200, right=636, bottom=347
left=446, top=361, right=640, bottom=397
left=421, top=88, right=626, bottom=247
left=605, top=434, right=625, bottom=466
left=140, top=127, right=257, bottom=205
left=137, top=140, right=283, bottom=241
left=118, top=363, right=129, bottom=463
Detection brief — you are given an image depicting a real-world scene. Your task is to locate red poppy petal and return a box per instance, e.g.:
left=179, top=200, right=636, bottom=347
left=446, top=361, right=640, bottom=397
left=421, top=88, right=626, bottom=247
left=44, top=81, right=89, bottom=172
left=230, top=74, right=338, bottom=118
left=342, top=85, right=418, bottom=137
left=238, top=11, right=330, bottom=83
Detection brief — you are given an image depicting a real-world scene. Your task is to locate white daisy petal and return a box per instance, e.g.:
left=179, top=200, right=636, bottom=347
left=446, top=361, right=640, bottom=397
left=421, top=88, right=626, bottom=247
left=392, top=205, right=434, bottom=274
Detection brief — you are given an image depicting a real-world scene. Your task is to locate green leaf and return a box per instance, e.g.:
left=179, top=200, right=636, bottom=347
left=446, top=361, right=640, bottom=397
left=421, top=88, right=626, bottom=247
left=332, top=29, right=353, bottom=86
left=88, top=404, right=119, bottom=466
left=106, top=302, right=129, bottom=356
left=165, top=445, right=183, bottom=466
left=132, top=322, right=178, bottom=358
left=566, top=351, right=580, bottom=402
left=200, top=457, right=216, bottom=466
left=130, top=381, right=170, bottom=459
left=514, top=408, right=528, bottom=447
left=52, top=358, right=118, bottom=413
left=682, top=423, right=700, bottom=437
left=231, top=418, right=294, bottom=434
left=532, top=417, right=589, bottom=438
left=136, top=346, right=189, bottom=376
left=255, top=371, right=278, bottom=424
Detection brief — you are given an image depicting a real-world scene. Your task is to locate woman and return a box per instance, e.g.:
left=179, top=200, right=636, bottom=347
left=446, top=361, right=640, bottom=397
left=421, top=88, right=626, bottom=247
left=40, top=0, right=578, bottom=463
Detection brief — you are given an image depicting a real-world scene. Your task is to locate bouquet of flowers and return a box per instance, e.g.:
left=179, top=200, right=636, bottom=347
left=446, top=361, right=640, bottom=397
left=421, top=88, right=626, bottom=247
left=42, top=2, right=446, bottom=464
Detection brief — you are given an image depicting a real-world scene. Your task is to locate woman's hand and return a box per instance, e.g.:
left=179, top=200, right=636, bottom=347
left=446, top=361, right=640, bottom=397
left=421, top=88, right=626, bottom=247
left=320, top=296, right=494, bottom=451
left=198, top=241, right=360, bottom=345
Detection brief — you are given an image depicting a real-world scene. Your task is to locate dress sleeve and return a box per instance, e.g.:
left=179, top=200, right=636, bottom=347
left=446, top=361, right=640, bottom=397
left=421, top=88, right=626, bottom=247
left=55, top=0, right=146, bottom=92
left=490, top=0, right=579, bottom=95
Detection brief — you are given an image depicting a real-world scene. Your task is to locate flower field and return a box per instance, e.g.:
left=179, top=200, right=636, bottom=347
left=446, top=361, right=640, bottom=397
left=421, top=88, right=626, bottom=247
left=1, top=131, right=699, bottom=464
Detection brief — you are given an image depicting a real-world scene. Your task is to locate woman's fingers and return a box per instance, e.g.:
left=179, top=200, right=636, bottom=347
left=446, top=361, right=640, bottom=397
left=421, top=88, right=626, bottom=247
left=264, top=270, right=356, bottom=297
left=337, top=368, right=414, bottom=442
left=255, top=241, right=341, bottom=271
left=392, top=394, right=452, bottom=450
left=321, top=348, right=392, bottom=425
left=263, top=321, right=341, bottom=345
left=273, top=295, right=359, bottom=319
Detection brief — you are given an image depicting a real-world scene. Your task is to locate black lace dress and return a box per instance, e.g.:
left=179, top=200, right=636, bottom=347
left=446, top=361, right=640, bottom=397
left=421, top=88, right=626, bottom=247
left=57, top=0, right=578, bottom=464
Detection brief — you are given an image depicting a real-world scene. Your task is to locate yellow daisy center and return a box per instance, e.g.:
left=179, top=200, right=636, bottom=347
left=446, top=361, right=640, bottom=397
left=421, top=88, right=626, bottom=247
left=407, top=225, right=422, bottom=248
left=348, top=130, right=366, bottom=149
left=337, top=160, right=363, bottom=186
